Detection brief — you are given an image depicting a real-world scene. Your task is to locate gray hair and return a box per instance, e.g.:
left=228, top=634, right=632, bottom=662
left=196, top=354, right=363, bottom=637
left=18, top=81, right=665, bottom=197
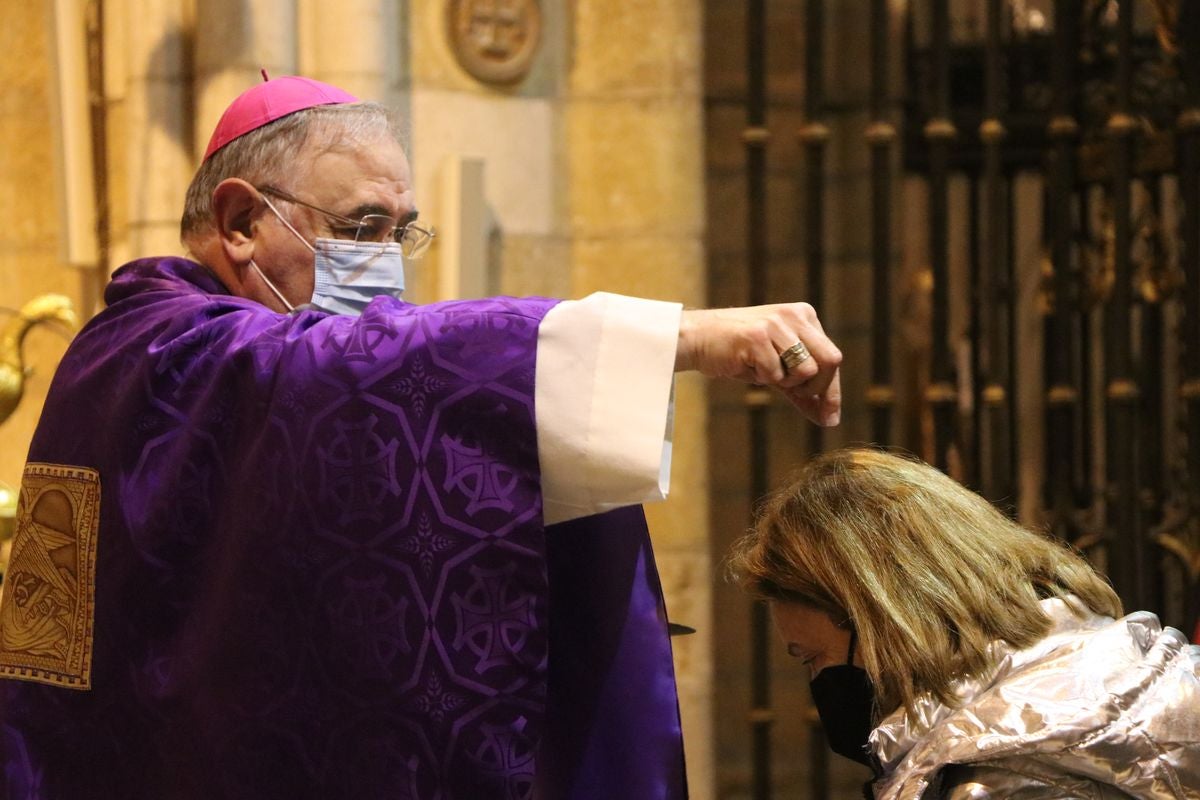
left=179, top=102, right=407, bottom=244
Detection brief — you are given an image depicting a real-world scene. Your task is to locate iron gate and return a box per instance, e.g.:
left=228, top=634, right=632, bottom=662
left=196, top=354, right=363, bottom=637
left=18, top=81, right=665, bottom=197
left=735, top=1, right=1200, bottom=796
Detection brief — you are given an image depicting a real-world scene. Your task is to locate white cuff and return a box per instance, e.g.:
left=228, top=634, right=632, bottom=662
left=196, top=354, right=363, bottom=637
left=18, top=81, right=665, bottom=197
left=536, top=292, right=682, bottom=524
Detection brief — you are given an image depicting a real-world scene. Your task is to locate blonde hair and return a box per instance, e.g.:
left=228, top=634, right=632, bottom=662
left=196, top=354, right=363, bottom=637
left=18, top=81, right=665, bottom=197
left=727, top=447, right=1122, bottom=719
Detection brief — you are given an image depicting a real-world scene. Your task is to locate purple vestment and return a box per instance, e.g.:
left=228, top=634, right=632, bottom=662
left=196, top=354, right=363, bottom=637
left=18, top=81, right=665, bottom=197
left=0, top=258, right=686, bottom=799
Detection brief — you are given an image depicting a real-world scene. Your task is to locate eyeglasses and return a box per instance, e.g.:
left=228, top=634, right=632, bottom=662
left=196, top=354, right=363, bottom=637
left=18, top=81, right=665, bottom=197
left=257, top=185, right=436, bottom=259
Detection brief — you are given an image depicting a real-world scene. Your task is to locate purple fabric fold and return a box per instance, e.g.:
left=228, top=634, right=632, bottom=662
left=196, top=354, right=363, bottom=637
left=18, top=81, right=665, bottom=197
left=539, top=506, right=688, bottom=800
left=0, top=257, right=687, bottom=799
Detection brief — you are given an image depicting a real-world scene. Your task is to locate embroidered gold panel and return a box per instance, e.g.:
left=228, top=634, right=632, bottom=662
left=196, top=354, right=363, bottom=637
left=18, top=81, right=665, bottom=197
left=0, top=463, right=100, bottom=689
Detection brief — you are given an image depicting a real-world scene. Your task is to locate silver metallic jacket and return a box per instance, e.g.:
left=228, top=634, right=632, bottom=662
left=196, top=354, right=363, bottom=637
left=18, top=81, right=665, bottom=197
left=869, top=598, right=1200, bottom=799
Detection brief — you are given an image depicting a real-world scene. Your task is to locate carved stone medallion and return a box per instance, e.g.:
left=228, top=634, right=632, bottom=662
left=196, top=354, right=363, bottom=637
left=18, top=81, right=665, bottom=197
left=448, top=0, right=543, bottom=86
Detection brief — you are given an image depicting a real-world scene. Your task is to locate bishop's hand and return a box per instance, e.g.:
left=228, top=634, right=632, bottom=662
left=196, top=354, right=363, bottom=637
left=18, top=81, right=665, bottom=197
left=675, top=303, right=842, bottom=427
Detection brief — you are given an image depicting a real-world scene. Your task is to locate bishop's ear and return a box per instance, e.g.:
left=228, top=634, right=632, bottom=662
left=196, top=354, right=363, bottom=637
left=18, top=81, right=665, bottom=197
left=210, top=178, right=261, bottom=263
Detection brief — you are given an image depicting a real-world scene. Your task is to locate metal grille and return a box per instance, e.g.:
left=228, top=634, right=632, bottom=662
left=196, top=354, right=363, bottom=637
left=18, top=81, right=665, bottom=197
left=732, top=1, right=1200, bottom=796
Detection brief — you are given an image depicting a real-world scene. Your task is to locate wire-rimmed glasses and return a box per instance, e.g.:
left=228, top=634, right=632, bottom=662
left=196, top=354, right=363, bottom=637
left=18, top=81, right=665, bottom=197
left=257, top=185, right=436, bottom=259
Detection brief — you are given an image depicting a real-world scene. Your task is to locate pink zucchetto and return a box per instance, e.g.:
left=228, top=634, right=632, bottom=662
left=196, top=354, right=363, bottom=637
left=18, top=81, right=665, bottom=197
left=202, top=73, right=359, bottom=161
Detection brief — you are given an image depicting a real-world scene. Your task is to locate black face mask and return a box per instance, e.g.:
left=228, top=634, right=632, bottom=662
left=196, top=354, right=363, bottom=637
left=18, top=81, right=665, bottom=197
left=809, top=630, right=876, bottom=767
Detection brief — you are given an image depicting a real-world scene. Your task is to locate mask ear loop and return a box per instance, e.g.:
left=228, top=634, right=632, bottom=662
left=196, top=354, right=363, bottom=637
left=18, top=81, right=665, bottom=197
left=249, top=259, right=295, bottom=312
left=846, top=628, right=858, bottom=665
left=250, top=192, right=319, bottom=312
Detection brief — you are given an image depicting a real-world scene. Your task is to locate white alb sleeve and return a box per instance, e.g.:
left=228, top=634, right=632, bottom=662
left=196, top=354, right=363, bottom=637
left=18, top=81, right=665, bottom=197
left=535, top=292, right=682, bottom=524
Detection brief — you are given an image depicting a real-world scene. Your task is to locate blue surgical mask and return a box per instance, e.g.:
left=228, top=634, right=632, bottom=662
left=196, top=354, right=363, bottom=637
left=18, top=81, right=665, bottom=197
left=252, top=195, right=407, bottom=315
left=308, top=238, right=406, bottom=315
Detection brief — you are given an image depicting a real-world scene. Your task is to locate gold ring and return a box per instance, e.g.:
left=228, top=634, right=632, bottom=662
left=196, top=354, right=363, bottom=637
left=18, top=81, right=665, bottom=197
left=780, top=340, right=811, bottom=372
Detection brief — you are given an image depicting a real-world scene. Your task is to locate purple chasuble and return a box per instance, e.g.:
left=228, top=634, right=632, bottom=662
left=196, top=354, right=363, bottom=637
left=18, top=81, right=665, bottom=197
left=0, top=257, right=686, bottom=799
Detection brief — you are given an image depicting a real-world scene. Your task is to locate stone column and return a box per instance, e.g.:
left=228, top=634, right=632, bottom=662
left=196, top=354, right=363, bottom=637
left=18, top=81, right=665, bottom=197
left=298, top=0, right=399, bottom=106
left=566, top=1, right=713, bottom=794
left=193, top=0, right=297, bottom=163
left=114, top=0, right=192, bottom=259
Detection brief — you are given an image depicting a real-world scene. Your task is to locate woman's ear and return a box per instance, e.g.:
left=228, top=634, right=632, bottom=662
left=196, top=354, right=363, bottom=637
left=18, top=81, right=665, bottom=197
left=210, top=178, right=261, bottom=265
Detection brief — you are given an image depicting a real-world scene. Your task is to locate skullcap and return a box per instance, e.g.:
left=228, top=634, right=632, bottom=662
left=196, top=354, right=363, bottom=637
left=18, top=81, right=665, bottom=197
left=202, top=74, right=359, bottom=161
